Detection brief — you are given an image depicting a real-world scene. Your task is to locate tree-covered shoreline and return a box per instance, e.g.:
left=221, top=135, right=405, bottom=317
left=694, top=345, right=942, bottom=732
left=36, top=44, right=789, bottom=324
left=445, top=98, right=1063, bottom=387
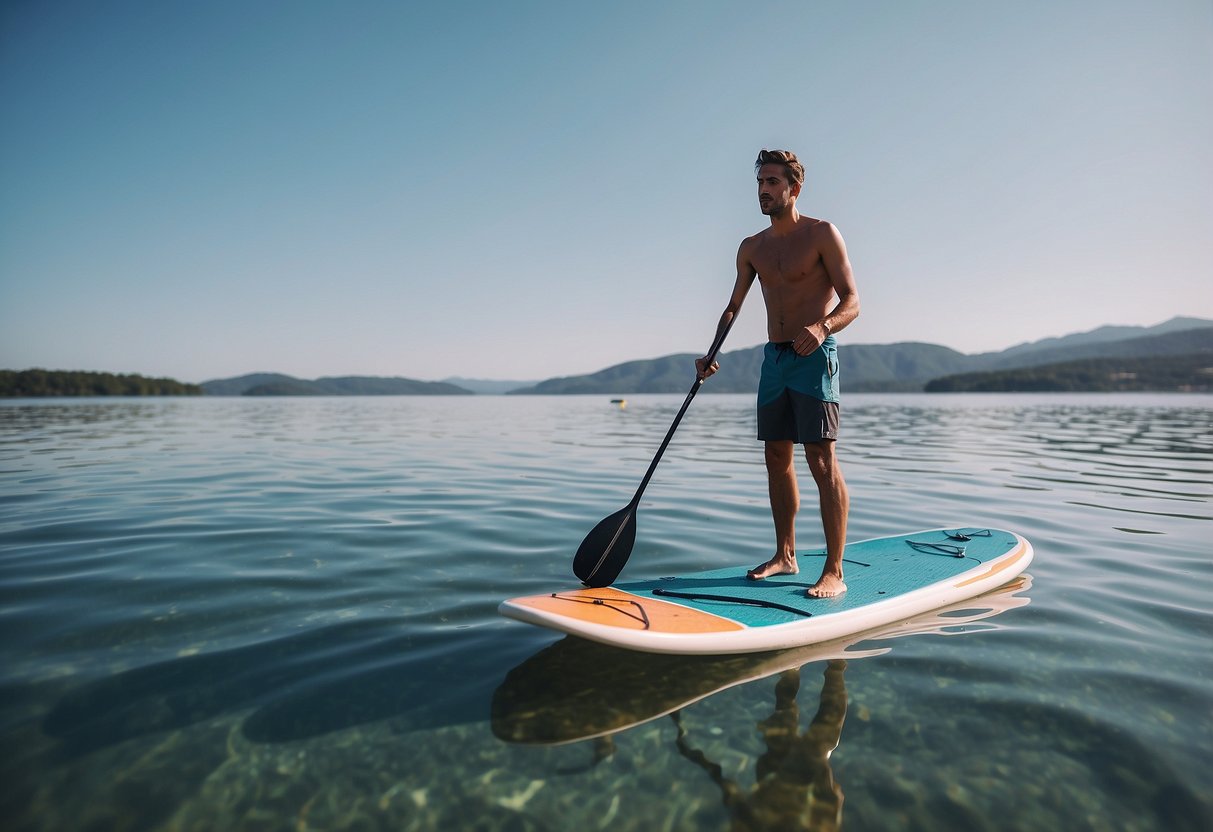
left=0, top=370, right=202, bottom=397
left=925, top=353, right=1213, bottom=393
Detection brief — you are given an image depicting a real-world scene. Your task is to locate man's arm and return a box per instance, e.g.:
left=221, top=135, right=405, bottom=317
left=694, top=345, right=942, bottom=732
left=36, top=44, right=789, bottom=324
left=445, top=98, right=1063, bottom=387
left=696, top=238, right=758, bottom=379
left=791, top=223, right=860, bottom=356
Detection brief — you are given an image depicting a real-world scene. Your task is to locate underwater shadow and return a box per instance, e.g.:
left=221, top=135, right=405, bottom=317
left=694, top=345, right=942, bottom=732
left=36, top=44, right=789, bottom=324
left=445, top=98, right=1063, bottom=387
left=43, top=617, right=536, bottom=754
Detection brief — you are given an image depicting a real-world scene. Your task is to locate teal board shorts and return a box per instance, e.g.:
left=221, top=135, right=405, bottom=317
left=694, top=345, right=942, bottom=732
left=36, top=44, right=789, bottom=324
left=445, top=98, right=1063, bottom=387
left=757, top=337, right=840, bottom=443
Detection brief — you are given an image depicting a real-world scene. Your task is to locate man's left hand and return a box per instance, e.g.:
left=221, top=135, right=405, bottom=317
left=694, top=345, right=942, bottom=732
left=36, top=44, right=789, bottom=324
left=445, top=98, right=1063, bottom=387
left=792, top=323, right=828, bottom=355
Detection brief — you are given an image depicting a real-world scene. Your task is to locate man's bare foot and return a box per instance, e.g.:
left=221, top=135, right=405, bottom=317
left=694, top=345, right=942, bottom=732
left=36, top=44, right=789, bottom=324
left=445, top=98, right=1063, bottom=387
left=806, top=573, right=847, bottom=598
left=747, top=555, right=798, bottom=580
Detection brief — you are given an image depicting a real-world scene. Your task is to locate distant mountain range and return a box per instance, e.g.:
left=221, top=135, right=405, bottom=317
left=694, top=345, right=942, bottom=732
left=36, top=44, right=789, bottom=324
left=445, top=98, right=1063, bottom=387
left=15, top=319, right=1207, bottom=398
left=439, top=377, right=540, bottom=395
left=988, top=316, right=1211, bottom=361
left=507, top=317, right=1213, bottom=394
left=191, top=317, right=1213, bottom=396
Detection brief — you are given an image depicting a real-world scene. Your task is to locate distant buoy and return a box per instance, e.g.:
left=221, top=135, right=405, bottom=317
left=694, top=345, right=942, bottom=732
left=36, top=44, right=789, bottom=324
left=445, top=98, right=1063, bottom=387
left=610, top=398, right=627, bottom=410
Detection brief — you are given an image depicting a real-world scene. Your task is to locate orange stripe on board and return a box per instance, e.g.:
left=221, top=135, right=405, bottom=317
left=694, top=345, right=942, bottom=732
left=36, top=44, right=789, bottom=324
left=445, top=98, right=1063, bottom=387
left=510, top=587, right=745, bottom=633
left=955, top=541, right=1029, bottom=588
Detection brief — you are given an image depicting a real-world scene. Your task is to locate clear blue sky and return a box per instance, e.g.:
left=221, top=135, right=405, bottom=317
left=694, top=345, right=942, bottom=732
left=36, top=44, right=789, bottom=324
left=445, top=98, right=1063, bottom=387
left=2, top=0, right=1210, bottom=383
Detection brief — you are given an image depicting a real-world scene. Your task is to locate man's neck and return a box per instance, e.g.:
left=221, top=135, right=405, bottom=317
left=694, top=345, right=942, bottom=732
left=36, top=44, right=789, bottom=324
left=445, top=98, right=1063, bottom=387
left=768, top=205, right=801, bottom=235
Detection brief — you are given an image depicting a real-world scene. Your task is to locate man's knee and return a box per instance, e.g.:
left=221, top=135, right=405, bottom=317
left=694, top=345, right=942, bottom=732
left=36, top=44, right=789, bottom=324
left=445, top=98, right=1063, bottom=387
left=765, top=441, right=795, bottom=470
left=802, top=441, right=839, bottom=480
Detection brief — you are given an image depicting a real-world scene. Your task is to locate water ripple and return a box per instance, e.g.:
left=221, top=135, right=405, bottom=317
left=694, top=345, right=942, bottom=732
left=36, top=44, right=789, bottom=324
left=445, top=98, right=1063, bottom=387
left=2, top=393, right=1211, bottom=830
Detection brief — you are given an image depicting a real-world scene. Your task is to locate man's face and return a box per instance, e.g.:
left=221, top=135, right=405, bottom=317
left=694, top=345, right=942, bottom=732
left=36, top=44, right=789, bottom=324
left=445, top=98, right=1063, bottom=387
left=757, top=163, right=797, bottom=216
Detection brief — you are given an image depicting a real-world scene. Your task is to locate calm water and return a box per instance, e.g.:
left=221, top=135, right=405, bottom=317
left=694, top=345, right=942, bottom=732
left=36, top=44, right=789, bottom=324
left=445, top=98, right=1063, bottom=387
left=1, top=393, right=1210, bottom=831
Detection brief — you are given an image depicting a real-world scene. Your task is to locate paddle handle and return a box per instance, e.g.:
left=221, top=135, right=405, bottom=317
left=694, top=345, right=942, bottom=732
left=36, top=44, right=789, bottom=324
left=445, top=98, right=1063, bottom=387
left=629, top=314, right=736, bottom=505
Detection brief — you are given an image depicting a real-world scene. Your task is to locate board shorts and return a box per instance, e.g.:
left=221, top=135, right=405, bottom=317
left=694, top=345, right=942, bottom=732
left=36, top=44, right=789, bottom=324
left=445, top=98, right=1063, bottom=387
left=757, top=338, right=840, bottom=443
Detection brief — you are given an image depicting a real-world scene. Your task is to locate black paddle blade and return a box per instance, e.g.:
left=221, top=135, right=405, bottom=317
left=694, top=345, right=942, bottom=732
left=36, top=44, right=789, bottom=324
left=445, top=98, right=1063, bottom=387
left=572, top=505, right=637, bottom=587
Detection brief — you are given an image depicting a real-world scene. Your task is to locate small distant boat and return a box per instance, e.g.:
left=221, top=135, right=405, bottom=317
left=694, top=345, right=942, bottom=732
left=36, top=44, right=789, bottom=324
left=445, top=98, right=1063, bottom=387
left=610, top=399, right=627, bottom=409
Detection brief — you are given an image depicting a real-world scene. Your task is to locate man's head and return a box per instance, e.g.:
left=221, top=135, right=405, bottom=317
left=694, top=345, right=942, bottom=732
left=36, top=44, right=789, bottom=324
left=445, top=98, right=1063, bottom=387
left=754, top=149, right=805, bottom=188
left=755, top=149, right=804, bottom=217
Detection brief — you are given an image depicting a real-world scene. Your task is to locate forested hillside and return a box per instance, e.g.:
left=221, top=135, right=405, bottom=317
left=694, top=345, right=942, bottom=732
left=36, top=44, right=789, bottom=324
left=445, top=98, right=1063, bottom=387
left=200, top=373, right=472, bottom=396
left=0, top=370, right=202, bottom=397
left=925, top=353, right=1213, bottom=392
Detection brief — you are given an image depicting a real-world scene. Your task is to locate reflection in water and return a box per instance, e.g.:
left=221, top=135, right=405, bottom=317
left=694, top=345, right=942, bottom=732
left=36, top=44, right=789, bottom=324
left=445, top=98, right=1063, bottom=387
left=493, top=578, right=1032, bottom=829
left=675, top=661, right=847, bottom=832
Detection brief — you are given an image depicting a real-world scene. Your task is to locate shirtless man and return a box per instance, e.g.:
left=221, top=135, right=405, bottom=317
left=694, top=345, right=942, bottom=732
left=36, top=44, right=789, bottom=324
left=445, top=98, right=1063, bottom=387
left=696, top=149, right=859, bottom=598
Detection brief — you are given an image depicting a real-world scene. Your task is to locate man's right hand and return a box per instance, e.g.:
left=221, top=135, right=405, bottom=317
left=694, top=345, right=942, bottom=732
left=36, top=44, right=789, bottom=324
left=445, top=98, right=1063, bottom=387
left=695, top=355, right=719, bottom=380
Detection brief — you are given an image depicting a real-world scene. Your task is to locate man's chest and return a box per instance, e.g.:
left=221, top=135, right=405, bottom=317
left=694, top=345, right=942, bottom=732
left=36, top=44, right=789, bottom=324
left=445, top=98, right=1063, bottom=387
left=752, top=240, right=824, bottom=283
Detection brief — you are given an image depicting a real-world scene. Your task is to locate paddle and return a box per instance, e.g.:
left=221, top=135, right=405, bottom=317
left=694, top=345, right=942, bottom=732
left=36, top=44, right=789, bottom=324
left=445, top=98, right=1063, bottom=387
left=573, top=316, right=736, bottom=587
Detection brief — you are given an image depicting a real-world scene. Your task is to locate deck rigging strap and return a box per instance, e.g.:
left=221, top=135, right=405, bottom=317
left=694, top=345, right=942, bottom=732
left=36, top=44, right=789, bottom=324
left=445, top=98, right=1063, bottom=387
left=652, top=588, right=813, bottom=618
left=906, top=540, right=968, bottom=558
left=550, top=593, right=651, bottom=629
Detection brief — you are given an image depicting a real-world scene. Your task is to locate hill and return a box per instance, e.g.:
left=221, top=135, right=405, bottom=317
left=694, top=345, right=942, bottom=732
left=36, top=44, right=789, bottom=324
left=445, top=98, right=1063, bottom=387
left=841, top=343, right=973, bottom=392
left=508, top=318, right=1213, bottom=395
left=201, top=373, right=472, bottom=396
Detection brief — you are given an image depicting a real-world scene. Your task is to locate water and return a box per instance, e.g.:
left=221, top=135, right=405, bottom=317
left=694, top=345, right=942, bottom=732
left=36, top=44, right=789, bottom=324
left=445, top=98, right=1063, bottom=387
left=1, top=393, right=1210, bottom=831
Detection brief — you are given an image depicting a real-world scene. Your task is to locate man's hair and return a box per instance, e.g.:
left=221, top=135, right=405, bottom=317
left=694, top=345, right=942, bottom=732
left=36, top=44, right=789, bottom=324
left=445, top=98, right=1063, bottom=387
left=755, top=149, right=805, bottom=188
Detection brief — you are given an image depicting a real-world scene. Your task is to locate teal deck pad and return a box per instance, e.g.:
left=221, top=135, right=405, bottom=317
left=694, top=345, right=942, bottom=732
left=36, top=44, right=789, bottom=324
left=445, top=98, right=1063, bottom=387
left=617, top=529, right=1021, bottom=627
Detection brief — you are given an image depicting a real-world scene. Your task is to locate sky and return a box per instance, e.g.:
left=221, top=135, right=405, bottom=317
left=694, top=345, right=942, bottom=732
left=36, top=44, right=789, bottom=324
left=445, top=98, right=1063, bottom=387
left=2, top=0, right=1210, bottom=384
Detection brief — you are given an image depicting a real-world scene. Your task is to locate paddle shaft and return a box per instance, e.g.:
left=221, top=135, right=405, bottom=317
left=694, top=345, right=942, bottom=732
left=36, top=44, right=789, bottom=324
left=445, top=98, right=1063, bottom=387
left=626, top=315, right=735, bottom=508
left=573, top=315, right=737, bottom=586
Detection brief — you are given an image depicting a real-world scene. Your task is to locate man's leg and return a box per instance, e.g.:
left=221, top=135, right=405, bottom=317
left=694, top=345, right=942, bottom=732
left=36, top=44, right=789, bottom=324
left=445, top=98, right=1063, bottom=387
left=803, top=440, right=848, bottom=597
left=748, top=440, right=800, bottom=579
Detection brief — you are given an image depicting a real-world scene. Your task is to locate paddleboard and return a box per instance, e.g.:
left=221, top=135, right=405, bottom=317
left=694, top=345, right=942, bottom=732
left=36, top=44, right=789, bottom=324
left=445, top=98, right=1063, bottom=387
left=499, top=527, right=1033, bottom=655
left=494, top=575, right=1032, bottom=745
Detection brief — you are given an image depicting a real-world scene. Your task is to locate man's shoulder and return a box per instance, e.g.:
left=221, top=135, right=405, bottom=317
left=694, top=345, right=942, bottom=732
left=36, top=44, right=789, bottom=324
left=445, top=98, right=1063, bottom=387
left=802, top=218, right=845, bottom=248
left=800, top=216, right=835, bottom=233
left=739, top=228, right=767, bottom=251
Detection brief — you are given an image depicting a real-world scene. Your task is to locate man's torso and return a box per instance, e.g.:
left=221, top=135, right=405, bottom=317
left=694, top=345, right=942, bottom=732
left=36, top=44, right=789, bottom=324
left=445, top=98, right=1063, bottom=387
left=746, top=218, right=838, bottom=342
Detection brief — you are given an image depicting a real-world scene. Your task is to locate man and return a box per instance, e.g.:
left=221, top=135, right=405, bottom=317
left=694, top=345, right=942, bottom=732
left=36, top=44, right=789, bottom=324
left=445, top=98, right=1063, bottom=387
left=696, top=149, right=859, bottom=598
